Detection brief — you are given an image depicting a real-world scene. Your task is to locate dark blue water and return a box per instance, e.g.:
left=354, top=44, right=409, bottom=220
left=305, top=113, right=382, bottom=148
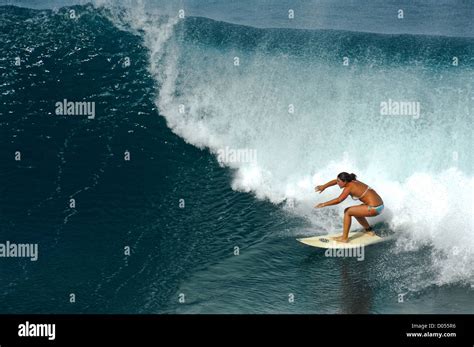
left=0, top=3, right=473, bottom=313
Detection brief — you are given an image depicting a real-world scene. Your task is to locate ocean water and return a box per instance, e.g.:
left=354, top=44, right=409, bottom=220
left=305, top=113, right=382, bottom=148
left=0, top=1, right=473, bottom=313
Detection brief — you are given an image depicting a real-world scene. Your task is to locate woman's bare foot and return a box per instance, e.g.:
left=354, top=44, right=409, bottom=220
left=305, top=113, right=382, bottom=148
left=364, top=230, right=375, bottom=236
left=332, top=235, right=349, bottom=243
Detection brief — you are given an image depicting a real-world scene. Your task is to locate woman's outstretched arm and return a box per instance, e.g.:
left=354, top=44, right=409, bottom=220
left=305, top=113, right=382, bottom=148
left=315, top=187, right=351, bottom=208
left=315, top=179, right=337, bottom=193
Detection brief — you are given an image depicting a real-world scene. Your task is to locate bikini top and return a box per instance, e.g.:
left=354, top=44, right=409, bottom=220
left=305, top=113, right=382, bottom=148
left=350, top=183, right=372, bottom=201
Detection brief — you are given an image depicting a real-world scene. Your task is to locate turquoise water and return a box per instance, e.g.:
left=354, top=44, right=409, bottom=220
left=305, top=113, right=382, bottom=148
left=0, top=3, right=473, bottom=313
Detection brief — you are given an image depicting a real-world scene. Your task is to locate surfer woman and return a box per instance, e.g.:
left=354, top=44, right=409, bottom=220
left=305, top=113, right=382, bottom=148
left=314, top=172, right=384, bottom=243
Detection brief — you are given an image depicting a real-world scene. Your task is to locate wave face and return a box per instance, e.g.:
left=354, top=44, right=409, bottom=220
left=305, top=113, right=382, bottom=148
left=100, top=1, right=474, bottom=289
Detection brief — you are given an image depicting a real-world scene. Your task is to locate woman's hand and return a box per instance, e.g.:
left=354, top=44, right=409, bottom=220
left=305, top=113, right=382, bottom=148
left=315, top=185, right=325, bottom=193
left=314, top=203, right=325, bottom=208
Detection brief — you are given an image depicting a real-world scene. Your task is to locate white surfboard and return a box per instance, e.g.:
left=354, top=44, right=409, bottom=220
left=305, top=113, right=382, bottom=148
left=297, top=231, right=393, bottom=249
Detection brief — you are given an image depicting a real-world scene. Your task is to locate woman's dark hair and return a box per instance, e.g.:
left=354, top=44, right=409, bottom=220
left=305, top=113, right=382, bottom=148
left=337, top=172, right=357, bottom=182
